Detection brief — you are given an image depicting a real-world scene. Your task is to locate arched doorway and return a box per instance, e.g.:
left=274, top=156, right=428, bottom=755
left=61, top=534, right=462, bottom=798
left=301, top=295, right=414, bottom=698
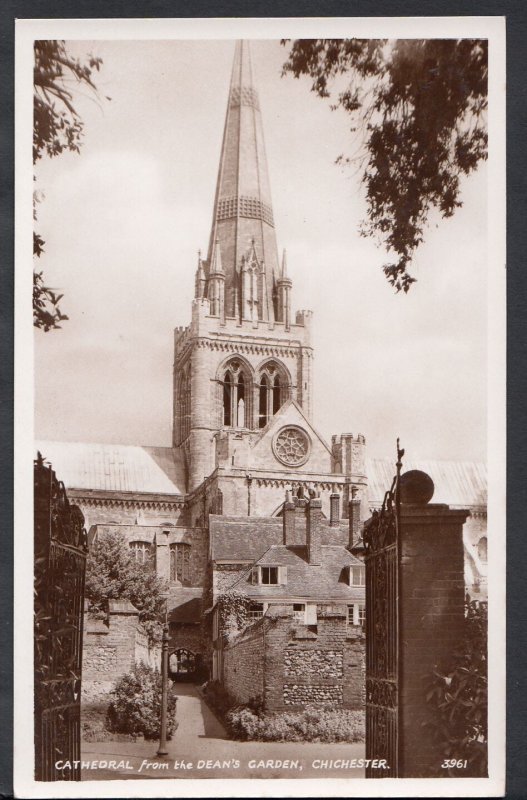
left=169, top=648, right=199, bottom=682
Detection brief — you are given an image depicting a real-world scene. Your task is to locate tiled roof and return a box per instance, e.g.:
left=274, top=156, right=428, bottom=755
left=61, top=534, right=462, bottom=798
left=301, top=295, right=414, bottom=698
left=209, top=516, right=282, bottom=560
left=168, top=597, right=202, bottom=624
left=229, top=544, right=365, bottom=602
left=367, top=458, right=487, bottom=508
left=35, top=440, right=186, bottom=495
left=209, top=515, right=350, bottom=562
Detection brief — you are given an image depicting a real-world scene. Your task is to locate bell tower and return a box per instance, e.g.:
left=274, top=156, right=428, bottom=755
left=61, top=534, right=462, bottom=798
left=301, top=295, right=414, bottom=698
left=173, top=41, right=314, bottom=491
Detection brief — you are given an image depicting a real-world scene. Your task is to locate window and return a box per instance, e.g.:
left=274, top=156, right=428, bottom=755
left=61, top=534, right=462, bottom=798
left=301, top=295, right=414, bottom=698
left=252, top=565, right=286, bottom=585
left=477, top=536, right=487, bottom=563
left=350, top=565, right=366, bottom=586
left=293, top=603, right=306, bottom=622
left=248, top=602, right=264, bottom=620
left=261, top=566, right=279, bottom=585
left=170, top=542, right=191, bottom=584
left=129, top=541, right=151, bottom=565
left=348, top=604, right=366, bottom=628
left=257, top=362, right=288, bottom=428
left=222, top=360, right=250, bottom=428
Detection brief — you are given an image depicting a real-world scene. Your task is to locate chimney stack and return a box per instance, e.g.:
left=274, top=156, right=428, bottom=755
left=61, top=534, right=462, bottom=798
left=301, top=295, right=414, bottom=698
left=349, top=486, right=362, bottom=549
left=283, top=489, right=297, bottom=545
left=307, top=493, right=323, bottom=565
left=329, top=486, right=340, bottom=526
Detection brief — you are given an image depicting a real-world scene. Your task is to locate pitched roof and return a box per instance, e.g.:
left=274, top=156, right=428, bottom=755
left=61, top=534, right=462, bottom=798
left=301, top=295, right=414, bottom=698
left=35, top=440, right=186, bottom=495
left=209, top=514, right=350, bottom=562
left=209, top=515, right=282, bottom=560
left=230, top=544, right=365, bottom=602
left=367, top=458, right=487, bottom=508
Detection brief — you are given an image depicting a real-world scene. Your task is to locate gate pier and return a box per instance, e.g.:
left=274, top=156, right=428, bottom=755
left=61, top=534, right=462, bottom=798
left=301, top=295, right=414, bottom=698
left=398, top=501, right=468, bottom=777
left=365, top=461, right=468, bottom=778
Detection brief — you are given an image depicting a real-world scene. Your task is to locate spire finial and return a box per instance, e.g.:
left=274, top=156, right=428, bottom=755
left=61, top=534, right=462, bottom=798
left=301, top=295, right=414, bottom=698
left=281, top=249, right=287, bottom=278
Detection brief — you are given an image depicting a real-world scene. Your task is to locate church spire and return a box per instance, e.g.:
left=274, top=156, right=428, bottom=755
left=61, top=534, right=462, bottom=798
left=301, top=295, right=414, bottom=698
left=206, top=40, right=280, bottom=322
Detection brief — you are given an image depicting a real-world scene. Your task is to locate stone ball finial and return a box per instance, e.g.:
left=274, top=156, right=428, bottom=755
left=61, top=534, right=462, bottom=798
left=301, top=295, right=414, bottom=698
left=399, top=470, right=435, bottom=505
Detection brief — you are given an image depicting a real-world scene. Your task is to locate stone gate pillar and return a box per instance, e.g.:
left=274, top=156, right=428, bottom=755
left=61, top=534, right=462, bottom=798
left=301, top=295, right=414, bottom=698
left=398, top=487, right=468, bottom=777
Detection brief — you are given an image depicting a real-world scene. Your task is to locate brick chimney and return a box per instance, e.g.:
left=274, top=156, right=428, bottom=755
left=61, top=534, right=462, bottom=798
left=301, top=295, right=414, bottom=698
left=329, top=486, right=340, bottom=526
left=307, top=494, right=323, bottom=565
left=283, top=489, right=296, bottom=545
left=349, top=486, right=362, bottom=549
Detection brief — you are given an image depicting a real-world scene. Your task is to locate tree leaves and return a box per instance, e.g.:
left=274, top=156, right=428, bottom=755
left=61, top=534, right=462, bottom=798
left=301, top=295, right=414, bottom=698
left=33, top=40, right=105, bottom=330
left=282, top=39, right=488, bottom=291
left=85, top=531, right=168, bottom=646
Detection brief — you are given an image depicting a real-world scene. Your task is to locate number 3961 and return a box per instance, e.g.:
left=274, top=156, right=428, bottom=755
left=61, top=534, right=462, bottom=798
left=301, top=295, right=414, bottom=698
left=441, top=759, right=468, bottom=769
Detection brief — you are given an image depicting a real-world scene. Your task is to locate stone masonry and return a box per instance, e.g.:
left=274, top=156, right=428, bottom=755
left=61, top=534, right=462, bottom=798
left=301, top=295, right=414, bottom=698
left=222, top=602, right=365, bottom=711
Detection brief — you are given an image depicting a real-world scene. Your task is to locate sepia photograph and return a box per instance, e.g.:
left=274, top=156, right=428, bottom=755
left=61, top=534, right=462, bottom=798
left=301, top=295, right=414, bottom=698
left=15, top=16, right=505, bottom=798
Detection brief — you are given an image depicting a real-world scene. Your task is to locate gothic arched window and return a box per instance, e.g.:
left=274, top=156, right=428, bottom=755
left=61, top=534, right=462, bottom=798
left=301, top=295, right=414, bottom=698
left=170, top=542, right=191, bottom=584
left=477, top=536, right=487, bottom=563
left=257, top=361, right=289, bottom=428
left=221, top=359, right=251, bottom=428
left=130, top=541, right=152, bottom=566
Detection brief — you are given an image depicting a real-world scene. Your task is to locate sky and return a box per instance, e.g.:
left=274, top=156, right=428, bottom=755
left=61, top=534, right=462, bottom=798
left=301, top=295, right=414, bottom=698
left=34, top=38, right=488, bottom=462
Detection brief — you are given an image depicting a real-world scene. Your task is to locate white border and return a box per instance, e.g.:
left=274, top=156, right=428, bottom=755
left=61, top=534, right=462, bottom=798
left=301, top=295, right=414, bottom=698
left=14, top=16, right=506, bottom=799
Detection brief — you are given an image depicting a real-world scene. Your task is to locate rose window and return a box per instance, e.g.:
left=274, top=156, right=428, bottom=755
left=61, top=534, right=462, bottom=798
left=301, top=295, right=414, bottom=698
left=273, top=426, right=310, bottom=467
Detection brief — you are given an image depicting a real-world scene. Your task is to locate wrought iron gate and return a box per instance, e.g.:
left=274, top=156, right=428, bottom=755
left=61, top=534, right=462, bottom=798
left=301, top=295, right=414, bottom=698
left=34, top=453, right=88, bottom=781
left=363, top=442, right=403, bottom=778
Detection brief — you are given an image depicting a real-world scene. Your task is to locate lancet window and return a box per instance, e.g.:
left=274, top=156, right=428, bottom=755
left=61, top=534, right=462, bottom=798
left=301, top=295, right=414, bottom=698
left=222, top=359, right=250, bottom=428
left=170, top=542, right=191, bottom=584
left=178, top=366, right=191, bottom=441
left=257, top=361, right=288, bottom=428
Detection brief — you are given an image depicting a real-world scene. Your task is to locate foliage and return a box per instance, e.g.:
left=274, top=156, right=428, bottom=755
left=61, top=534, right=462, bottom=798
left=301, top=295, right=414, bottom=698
left=282, top=39, right=488, bottom=292
left=85, top=530, right=168, bottom=645
left=425, top=598, right=487, bottom=776
left=226, top=704, right=365, bottom=743
left=216, top=590, right=252, bottom=642
left=203, top=680, right=364, bottom=743
left=203, top=679, right=238, bottom=716
left=106, top=663, right=178, bottom=740
left=33, top=40, right=105, bottom=330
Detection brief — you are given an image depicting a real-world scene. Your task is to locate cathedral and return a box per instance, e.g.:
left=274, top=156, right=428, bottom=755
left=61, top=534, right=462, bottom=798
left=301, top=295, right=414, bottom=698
left=36, top=42, right=487, bottom=694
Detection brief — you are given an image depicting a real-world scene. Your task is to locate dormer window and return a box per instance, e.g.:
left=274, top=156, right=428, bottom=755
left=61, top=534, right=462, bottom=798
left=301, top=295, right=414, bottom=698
left=251, top=565, right=287, bottom=585
left=261, top=566, right=278, bottom=585
left=349, top=565, right=366, bottom=587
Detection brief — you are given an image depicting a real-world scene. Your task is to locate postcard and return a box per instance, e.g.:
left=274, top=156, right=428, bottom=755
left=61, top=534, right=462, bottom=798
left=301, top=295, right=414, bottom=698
left=14, top=15, right=505, bottom=798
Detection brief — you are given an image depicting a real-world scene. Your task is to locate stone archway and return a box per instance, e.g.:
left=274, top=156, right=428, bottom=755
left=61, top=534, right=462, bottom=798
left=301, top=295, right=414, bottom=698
left=169, top=648, right=199, bottom=682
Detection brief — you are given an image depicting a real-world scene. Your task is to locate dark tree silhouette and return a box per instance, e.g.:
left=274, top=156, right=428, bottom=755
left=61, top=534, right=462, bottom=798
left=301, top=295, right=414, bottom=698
left=282, top=39, right=488, bottom=292
left=33, top=40, right=105, bottom=330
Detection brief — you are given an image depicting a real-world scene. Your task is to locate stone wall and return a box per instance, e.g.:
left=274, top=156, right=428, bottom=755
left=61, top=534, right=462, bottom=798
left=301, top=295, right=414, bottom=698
left=222, top=603, right=365, bottom=711
left=223, top=626, right=265, bottom=704
left=82, top=601, right=158, bottom=702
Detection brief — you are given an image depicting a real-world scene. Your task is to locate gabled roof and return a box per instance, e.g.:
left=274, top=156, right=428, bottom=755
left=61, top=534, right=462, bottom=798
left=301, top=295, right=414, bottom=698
left=209, top=515, right=282, bottom=560
left=230, top=544, right=364, bottom=602
left=367, top=458, right=487, bottom=508
left=209, top=514, right=350, bottom=562
left=35, top=440, right=186, bottom=495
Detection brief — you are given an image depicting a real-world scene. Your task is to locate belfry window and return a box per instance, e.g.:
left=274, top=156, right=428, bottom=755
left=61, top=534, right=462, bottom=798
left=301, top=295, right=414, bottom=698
left=222, top=360, right=249, bottom=428
left=170, top=542, right=191, bottom=584
left=257, top=362, right=288, bottom=428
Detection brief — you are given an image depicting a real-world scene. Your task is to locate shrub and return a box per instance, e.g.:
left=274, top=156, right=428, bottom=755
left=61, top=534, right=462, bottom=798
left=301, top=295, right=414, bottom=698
left=106, top=663, right=178, bottom=740
left=203, top=679, right=237, bottom=715
left=425, top=598, right=487, bottom=776
left=226, top=705, right=365, bottom=743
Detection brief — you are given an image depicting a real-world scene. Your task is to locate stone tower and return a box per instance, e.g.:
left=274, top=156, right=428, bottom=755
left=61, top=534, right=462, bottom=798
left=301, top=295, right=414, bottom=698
left=173, top=41, right=314, bottom=492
